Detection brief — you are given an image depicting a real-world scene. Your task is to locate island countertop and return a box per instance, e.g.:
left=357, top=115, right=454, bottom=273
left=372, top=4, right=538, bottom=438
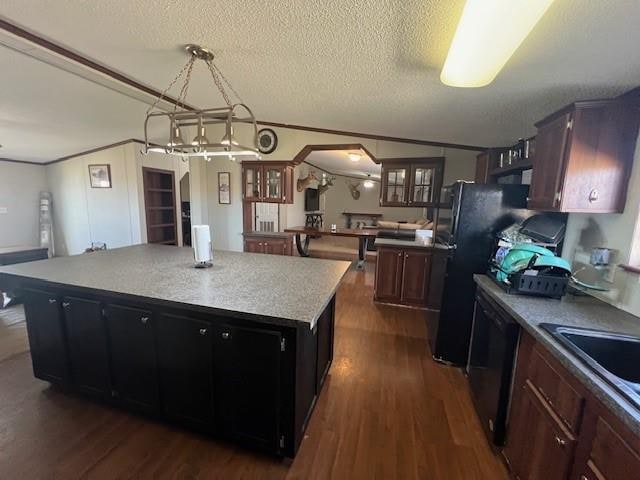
left=0, top=244, right=351, bottom=329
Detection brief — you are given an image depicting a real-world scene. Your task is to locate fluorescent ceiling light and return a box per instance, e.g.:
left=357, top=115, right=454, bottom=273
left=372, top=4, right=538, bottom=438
left=441, top=0, right=555, bottom=88
left=348, top=152, right=362, bottom=162
left=363, top=175, right=374, bottom=189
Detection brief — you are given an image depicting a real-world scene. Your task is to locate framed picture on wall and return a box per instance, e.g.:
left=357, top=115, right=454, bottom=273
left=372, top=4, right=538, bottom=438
left=88, top=164, right=112, bottom=188
left=218, top=172, right=231, bottom=204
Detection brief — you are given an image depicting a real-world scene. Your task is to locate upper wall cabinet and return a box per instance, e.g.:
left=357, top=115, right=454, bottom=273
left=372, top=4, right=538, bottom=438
left=380, top=157, right=444, bottom=207
left=241, top=161, right=294, bottom=204
left=528, top=99, right=640, bottom=213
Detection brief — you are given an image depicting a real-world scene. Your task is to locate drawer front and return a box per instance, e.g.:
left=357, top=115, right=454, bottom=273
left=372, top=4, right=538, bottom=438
left=528, top=345, right=584, bottom=433
left=587, top=416, right=640, bottom=480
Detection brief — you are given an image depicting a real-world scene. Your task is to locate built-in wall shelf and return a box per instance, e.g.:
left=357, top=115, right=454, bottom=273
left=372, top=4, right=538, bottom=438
left=489, top=160, right=533, bottom=178
left=143, top=167, right=178, bottom=245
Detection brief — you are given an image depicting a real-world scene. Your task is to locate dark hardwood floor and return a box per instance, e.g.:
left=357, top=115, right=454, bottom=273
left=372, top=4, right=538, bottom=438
left=0, top=263, right=508, bottom=480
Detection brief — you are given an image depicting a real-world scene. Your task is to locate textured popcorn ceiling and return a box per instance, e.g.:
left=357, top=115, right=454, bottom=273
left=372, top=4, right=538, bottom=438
left=1, top=0, right=640, bottom=162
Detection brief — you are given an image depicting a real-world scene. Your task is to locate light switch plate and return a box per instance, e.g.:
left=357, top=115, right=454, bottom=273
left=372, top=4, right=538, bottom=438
left=0, top=207, right=8, bottom=214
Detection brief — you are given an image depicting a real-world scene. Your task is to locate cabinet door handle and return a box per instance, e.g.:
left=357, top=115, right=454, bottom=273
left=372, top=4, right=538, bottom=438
left=265, top=243, right=269, bottom=246
left=580, top=476, right=589, bottom=480
left=140, top=316, right=149, bottom=324
left=588, top=189, right=599, bottom=203
left=554, top=435, right=566, bottom=447
left=62, top=301, right=71, bottom=309
left=398, top=253, right=402, bottom=257
left=48, top=298, right=57, bottom=304
left=405, top=254, right=409, bottom=258
left=221, top=332, right=230, bottom=339
left=199, top=328, right=207, bottom=336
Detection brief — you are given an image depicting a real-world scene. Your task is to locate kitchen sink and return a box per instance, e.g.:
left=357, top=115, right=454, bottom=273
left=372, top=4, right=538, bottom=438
left=540, top=323, right=640, bottom=410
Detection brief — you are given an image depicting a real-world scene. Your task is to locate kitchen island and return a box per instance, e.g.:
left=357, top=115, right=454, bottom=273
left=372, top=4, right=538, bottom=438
left=0, top=244, right=351, bottom=457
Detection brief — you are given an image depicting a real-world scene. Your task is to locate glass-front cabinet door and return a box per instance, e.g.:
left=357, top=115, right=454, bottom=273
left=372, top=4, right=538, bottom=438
left=410, top=165, right=436, bottom=206
left=381, top=165, right=409, bottom=206
left=264, top=165, right=285, bottom=202
left=243, top=164, right=262, bottom=201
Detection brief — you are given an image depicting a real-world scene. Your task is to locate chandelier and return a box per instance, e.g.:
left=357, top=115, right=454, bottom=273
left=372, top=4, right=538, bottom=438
left=142, top=44, right=261, bottom=161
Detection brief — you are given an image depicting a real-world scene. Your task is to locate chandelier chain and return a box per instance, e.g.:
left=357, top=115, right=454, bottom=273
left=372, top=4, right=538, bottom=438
left=174, top=57, right=196, bottom=113
left=146, top=57, right=195, bottom=115
left=205, top=60, right=233, bottom=107
left=210, top=61, right=245, bottom=105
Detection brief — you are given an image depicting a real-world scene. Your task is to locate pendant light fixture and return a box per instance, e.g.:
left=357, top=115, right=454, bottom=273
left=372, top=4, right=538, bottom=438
left=143, top=44, right=261, bottom=160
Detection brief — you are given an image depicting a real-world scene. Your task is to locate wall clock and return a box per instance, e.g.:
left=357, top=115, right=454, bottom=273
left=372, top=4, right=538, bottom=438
left=258, top=128, right=278, bottom=154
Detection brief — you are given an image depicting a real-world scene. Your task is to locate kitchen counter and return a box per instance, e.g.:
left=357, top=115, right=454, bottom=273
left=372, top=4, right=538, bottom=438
left=373, top=237, right=450, bottom=251
left=0, top=244, right=350, bottom=329
left=474, top=274, right=640, bottom=436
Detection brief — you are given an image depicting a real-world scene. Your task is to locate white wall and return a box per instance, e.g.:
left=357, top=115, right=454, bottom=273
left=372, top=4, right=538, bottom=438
left=202, top=124, right=478, bottom=251
left=561, top=125, right=640, bottom=317
left=46, top=141, right=188, bottom=256
left=0, top=161, right=48, bottom=247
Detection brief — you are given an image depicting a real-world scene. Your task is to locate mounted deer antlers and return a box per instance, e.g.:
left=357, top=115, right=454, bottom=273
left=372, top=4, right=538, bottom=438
left=318, top=176, right=335, bottom=195
left=296, top=171, right=318, bottom=192
left=346, top=180, right=361, bottom=200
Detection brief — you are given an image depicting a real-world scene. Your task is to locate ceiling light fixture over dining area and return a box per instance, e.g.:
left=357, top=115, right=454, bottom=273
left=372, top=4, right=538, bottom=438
left=142, top=44, right=261, bottom=161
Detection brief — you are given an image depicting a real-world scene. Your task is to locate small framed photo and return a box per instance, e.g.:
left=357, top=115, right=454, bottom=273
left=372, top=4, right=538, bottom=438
left=88, top=164, right=112, bottom=188
left=218, top=172, right=231, bottom=204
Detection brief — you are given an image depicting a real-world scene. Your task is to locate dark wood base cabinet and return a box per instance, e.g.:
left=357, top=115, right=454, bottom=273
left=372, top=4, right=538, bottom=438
left=20, top=284, right=335, bottom=458
left=374, top=245, right=447, bottom=309
left=243, top=233, right=293, bottom=256
left=504, top=332, right=640, bottom=480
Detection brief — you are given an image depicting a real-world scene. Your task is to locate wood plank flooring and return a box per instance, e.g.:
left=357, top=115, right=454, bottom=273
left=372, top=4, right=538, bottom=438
left=0, top=263, right=508, bottom=480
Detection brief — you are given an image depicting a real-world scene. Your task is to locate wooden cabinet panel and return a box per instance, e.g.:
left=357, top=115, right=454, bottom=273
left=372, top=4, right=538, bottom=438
left=475, top=151, right=491, bottom=184
left=212, top=323, right=283, bottom=451
left=263, top=238, right=291, bottom=256
left=528, top=111, right=571, bottom=210
left=400, top=250, right=432, bottom=306
left=244, top=237, right=264, bottom=253
left=587, top=415, right=640, bottom=480
left=374, top=247, right=404, bottom=303
left=380, top=158, right=444, bottom=207
left=23, top=288, right=70, bottom=384
left=105, top=304, right=160, bottom=412
left=528, top=345, right=585, bottom=434
left=316, top=299, right=334, bottom=392
left=62, top=296, right=110, bottom=396
left=157, top=313, right=214, bottom=427
left=242, top=162, right=294, bottom=204
left=505, top=380, right=577, bottom=480
left=243, top=235, right=292, bottom=255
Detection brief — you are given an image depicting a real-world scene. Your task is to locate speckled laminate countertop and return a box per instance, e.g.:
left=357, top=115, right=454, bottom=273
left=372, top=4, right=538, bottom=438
left=474, top=274, right=640, bottom=436
left=0, top=244, right=351, bottom=329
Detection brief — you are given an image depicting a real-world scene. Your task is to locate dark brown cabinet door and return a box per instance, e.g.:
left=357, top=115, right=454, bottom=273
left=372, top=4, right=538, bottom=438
left=380, top=164, right=410, bottom=206
left=264, top=164, right=286, bottom=203
left=23, top=288, right=70, bottom=384
left=157, top=313, right=214, bottom=427
left=62, top=296, right=110, bottom=396
left=244, top=237, right=264, bottom=253
left=243, top=164, right=263, bottom=201
left=374, top=247, right=404, bottom=303
left=263, top=238, right=288, bottom=255
left=316, top=299, right=335, bottom=392
left=212, top=323, right=283, bottom=452
left=505, top=380, right=576, bottom=480
left=105, top=304, right=160, bottom=412
left=400, top=250, right=432, bottom=306
left=527, top=112, right=572, bottom=210
left=409, top=162, right=443, bottom=207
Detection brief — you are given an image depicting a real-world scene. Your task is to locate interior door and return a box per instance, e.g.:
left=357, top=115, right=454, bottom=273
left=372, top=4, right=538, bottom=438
left=105, top=304, right=160, bottom=412
left=62, top=296, right=110, bottom=396
left=22, top=288, right=70, bottom=384
left=400, top=250, right=432, bottom=306
left=374, top=247, right=404, bottom=303
left=157, top=313, right=214, bottom=426
left=527, top=112, right=572, bottom=210
left=212, top=323, right=282, bottom=452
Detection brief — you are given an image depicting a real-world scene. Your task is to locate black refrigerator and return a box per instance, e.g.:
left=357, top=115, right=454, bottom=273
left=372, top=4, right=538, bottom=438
left=427, top=181, right=533, bottom=366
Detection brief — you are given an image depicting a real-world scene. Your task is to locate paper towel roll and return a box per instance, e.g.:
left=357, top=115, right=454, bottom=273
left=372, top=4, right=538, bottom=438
left=192, top=225, right=212, bottom=266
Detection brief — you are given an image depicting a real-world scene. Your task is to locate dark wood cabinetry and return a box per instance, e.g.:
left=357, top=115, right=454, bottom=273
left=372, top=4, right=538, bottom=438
left=379, top=157, right=444, bottom=207
left=504, top=331, right=640, bottom=480
left=528, top=99, right=639, bottom=212
left=212, top=323, right=283, bottom=450
left=142, top=167, right=178, bottom=245
left=157, top=313, right=214, bottom=427
left=62, top=296, right=110, bottom=396
left=374, top=245, right=442, bottom=308
left=242, top=161, right=294, bottom=204
left=243, top=234, right=293, bottom=255
left=18, top=281, right=335, bottom=457
left=23, top=288, right=69, bottom=384
left=105, top=304, right=160, bottom=412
